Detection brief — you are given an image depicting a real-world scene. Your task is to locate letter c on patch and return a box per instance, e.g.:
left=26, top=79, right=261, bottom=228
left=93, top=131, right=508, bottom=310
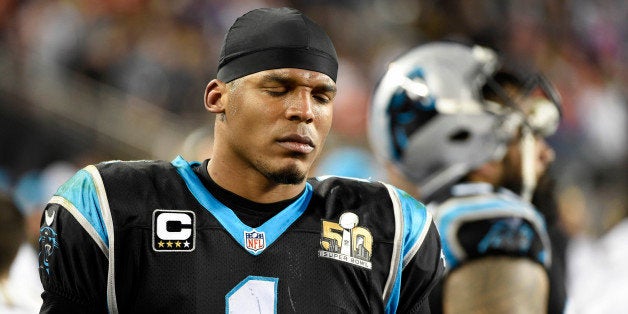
left=157, top=212, right=192, bottom=240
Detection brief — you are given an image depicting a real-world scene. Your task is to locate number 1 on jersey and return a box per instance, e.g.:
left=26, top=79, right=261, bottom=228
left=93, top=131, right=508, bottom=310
left=226, top=276, right=278, bottom=314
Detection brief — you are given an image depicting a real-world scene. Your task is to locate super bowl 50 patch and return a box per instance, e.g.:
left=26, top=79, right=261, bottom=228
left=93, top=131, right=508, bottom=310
left=319, top=212, right=373, bottom=269
left=153, top=209, right=195, bottom=252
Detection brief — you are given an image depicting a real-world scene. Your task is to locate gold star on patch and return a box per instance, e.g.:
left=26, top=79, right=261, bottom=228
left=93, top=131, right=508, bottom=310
left=167, top=241, right=173, bottom=248
left=175, top=241, right=181, bottom=248
left=158, top=241, right=164, bottom=248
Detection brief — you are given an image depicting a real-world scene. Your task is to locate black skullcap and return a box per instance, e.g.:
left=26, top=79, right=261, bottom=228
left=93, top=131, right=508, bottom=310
left=217, top=7, right=338, bottom=83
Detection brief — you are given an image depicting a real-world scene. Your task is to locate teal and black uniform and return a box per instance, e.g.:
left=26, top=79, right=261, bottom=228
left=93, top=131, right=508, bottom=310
left=39, top=157, right=444, bottom=313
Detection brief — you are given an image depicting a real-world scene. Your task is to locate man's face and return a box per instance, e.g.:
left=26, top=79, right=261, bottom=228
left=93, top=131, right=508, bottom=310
left=489, top=83, right=558, bottom=194
left=220, top=68, right=336, bottom=184
left=499, top=127, right=555, bottom=194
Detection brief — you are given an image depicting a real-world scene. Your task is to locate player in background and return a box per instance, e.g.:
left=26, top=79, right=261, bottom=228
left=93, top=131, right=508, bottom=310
left=38, top=7, right=444, bottom=313
left=368, top=41, right=566, bottom=313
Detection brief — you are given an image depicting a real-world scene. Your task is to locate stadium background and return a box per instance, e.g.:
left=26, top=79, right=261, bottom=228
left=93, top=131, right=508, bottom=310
left=0, top=0, right=625, bottom=311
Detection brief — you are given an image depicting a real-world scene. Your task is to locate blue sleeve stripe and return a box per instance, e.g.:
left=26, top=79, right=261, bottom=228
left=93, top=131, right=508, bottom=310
left=55, top=168, right=109, bottom=248
left=53, top=165, right=119, bottom=312
left=82, top=165, right=119, bottom=313
left=49, top=195, right=109, bottom=258
left=394, top=187, right=431, bottom=268
left=382, top=185, right=434, bottom=313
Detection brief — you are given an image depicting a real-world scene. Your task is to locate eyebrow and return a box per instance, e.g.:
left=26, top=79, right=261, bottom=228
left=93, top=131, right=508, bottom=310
left=260, top=73, right=337, bottom=94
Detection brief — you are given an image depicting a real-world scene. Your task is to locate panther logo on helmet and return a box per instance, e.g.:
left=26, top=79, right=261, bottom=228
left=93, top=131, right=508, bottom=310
left=368, top=42, right=561, bottom=200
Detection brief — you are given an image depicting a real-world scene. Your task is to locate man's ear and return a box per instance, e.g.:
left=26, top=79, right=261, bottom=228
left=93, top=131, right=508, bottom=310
left=204, top=79, right=226, bottom=113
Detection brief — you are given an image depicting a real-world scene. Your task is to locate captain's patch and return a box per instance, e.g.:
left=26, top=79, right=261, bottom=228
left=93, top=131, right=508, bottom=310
left=152, top=210, right=196, bottom=252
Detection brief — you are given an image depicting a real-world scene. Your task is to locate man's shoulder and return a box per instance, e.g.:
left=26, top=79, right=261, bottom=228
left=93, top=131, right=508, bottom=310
left=437, top=187, right=535, bottom=215
left=93, top=159, right=177, bottom=179
left=307, top=176, right=431, bottom=228
left=308, top=174, right=377, bottom=184
left=307, top=175, right=406, bottom=203
left=95, top=159, right=171, bottom=170
left=433, top=189, right=547, bottom=235
left=308, top=175, right=385, bottom=191
left=432, top=185, right=552, bottom=270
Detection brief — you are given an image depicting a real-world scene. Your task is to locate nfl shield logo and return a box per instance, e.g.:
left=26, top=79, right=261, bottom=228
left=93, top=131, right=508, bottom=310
left=244, top=230, right=266, bottom=253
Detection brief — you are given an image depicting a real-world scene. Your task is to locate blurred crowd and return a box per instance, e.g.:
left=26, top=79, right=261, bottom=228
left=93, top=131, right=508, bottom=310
left=0, top=0, right=625, bottom=312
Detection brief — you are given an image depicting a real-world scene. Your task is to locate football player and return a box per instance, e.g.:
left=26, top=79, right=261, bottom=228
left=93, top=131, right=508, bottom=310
left=368, top=41, right=566, bottom=313
left=38, top=8, right=445, bottom=313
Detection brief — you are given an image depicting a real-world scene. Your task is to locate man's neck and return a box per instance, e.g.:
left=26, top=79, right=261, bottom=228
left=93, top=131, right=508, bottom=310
left=205, top=158, right=306, bottom=204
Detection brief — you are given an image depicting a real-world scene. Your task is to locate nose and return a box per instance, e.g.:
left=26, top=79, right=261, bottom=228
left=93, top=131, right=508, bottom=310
left=286, top=89, right=315, bottom=123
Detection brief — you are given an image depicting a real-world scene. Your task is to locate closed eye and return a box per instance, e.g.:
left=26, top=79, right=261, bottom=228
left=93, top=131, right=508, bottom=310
left=313, top=94, right=331, bottom=104
left=312, top=85, right=336, bottom=104
left=263, top=84, right=290, bottom=96
left=266, top=90, right=288, bottom=97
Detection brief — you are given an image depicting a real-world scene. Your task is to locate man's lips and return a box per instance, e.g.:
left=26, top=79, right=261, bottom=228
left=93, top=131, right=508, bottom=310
left=277, top=134, right=315, bottom=154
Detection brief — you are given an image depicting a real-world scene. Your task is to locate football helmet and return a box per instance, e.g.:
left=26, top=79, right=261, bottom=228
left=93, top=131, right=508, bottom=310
left=368, top=41, right=561, bottom=200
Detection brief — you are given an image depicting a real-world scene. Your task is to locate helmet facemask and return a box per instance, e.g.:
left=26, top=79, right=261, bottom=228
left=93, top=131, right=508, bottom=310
left=482, top=72, right=562, bottom=201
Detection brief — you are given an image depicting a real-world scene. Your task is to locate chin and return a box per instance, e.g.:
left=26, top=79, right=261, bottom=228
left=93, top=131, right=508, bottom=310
left=264, top=159, right=308, bottom=184
left=267, top=168, right=306, bottom=185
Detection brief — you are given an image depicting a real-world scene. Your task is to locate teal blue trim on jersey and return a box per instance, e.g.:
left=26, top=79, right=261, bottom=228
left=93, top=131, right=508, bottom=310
left=499, top=188, right=549, bottom=231
left=55, top=169, right=109, bottom=247
left=438, top=200, right=506, bottom=269
left=537, top=251, right=547, bottom=266
left=172, top=156, right=313, bottom=256
left=384, top=188, right=430, bottom=313
left=437, top=195, right=546, bottom=269
left=397, top=188, right=429, bottom=262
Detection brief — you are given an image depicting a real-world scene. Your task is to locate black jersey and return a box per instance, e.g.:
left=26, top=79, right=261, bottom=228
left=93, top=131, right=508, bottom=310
left=38, top=156, right=444, bottom=313
left=429, top=183, right=551, bottom=270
